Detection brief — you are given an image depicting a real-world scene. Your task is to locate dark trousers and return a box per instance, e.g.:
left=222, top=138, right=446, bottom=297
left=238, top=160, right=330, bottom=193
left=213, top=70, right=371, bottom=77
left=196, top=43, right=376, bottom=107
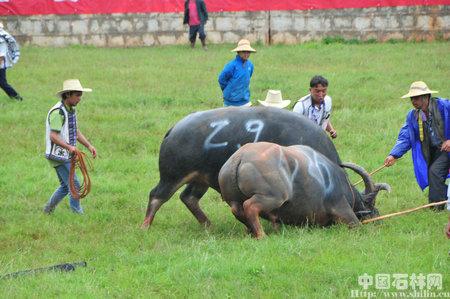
left=189, top=24, right=206, bottom=43
left=0, top=68, right=18, bottom=98
left=428, top=146, right=449, bottom=204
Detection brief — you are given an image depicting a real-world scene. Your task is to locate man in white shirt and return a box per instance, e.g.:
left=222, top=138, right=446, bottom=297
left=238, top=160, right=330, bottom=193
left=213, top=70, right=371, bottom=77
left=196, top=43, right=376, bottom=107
left=0, top=22, right=22, bottom=101
left=293, top=75, right=336, bottom=138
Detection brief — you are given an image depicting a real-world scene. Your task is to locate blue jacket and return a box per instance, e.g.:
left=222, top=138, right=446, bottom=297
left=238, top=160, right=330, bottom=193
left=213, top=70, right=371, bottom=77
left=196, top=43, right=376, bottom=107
left=390, top=97, right=450, bottom=190
left=218, top=55, right=254, bottom=106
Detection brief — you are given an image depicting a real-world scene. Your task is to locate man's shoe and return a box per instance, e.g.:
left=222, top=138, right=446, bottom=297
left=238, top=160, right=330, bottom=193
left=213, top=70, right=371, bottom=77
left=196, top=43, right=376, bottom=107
left=71, top=206, right=84, bottom=214
left=43, top=205, right=55, bottom=214
left=13, top=95, right=23, bottom=101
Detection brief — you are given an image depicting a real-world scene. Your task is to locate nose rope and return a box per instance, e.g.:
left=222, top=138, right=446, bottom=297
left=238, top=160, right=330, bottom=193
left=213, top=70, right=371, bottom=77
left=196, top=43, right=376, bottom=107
left=69, top=149, right=92, bottom=200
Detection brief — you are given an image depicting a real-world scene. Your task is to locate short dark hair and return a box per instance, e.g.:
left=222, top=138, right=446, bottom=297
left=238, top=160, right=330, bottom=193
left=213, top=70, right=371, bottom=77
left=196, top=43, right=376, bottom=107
left=61, top=91, right=82, bottom=100
left=310, top=75, right=328, bottom=88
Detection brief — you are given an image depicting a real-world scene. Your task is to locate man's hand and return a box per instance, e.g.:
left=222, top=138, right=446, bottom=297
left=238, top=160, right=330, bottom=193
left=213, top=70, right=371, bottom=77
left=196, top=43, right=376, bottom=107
left=329, top=129, right=337, bottom=139
left=384, top=155, right=397, bottom=167
left=88, top=145, right=97, bottom=158
left=67, top=145, right=77, bottom=155
left=441, top=140, right=450, bottom=152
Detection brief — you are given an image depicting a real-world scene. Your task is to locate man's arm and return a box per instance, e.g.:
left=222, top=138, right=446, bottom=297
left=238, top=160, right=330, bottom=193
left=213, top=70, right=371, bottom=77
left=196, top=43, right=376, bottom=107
left=325, top=121, right=337, bottom=139
left=50, top=131, right=76, bottom=154
left=218, top=63, right=232, bottom=91
left=77, top=129, right=97, bottom=158
left=183, top=1, right=189, bottom=24
left=384, top=121, right=412, bottom=167
left=200, top=0, right=208, bottom=22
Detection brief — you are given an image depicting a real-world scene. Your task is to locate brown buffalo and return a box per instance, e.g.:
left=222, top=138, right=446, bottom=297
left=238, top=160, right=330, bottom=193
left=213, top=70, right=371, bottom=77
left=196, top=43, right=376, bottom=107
left=218, top=142, right=390, bottom=238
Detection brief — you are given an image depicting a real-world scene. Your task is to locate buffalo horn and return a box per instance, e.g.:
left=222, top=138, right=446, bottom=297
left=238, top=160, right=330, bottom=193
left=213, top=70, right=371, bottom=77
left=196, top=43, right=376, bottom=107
left=375, top=183, right=391, bottom=193
left=341, top=162, right=375, bottom=194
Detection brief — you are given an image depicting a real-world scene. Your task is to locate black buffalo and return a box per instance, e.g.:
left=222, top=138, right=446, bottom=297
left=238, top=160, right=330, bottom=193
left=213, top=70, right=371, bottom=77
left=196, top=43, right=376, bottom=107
left=142, top=107, right=341, bottom=228
left=219, top=142, right=390, bottom=238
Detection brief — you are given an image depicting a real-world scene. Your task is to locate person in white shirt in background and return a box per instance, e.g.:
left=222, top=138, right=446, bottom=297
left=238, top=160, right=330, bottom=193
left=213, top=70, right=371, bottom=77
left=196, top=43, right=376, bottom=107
left=0, top=22, right=22, bottom=101
left=293, top=75, right=337, bottom=139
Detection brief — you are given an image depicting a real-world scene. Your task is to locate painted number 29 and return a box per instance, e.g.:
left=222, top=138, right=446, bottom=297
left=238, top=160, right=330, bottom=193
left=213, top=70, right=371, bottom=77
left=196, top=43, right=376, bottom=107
left=203, top=119, right=265, bottom=150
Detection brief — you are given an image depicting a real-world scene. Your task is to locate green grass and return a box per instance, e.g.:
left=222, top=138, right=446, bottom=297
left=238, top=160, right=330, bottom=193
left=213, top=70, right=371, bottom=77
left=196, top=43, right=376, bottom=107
left=0, top=41, right=449, bottom=298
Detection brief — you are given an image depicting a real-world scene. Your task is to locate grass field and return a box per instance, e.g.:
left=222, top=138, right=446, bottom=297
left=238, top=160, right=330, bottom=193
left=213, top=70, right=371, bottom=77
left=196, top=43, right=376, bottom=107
left=0, top=41, right=449, bottom=298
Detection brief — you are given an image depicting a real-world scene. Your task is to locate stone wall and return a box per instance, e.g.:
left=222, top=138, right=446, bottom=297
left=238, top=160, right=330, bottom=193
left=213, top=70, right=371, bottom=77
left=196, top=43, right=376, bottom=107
left=1, top=5, right=448, bottom=47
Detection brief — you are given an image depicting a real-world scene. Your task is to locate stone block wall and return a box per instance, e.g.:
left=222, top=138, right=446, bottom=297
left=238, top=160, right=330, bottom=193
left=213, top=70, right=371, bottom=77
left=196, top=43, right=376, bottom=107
left=0, top=5, right=448, bottom=47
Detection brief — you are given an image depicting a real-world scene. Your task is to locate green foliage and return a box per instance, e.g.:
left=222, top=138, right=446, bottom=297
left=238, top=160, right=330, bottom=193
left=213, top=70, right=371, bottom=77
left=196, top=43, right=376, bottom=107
left=0, top=42, right=449, bottom=297
left=322, top=36, right=364, bottom=45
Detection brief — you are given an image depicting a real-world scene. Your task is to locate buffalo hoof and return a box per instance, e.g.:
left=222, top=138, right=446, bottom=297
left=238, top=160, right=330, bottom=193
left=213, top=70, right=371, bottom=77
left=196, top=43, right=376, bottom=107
left=201, top=219, right=212, bottom=228
left=254, top=232, right=266, bottom=240
left=141, top=216, right=153, bottom=229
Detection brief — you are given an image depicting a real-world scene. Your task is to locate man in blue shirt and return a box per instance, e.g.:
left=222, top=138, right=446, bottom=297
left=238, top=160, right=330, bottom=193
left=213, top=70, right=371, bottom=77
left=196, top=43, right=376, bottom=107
left=384, top=81, right=450, bottom=210
left=218, top=39, right=256, bottom=106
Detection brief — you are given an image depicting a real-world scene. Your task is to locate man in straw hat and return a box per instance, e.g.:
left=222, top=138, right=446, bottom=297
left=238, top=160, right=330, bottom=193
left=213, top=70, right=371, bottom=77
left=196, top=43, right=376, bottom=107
left=0, top=22, right=22, bottom=101
left=293, top=75, right=337, bottom=139
left=218, top=39, right=256, bottom=107
left=43, top=79, right=97, bottom=214
left=258, top=90, right=291, bottom=109
left=385, top=81, right=450, bottom=210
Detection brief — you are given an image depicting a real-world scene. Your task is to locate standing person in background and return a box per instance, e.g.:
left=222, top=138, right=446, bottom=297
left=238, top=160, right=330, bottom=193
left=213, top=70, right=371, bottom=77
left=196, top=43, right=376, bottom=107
left=293, top=75, right=337, bottom=139
left=44, top=79, right=97, bottom=215
left=0, top=22, right=22, bottom=101
left=183, top=0, right=208, bottom=50
left=218, top=39, right=256, bottom=107
left=384, top=81, right=449, bottom=210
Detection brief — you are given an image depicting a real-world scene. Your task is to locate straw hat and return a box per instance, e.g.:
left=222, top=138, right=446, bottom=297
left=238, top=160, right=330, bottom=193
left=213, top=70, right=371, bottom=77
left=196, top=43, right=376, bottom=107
left=56, top=79, right=92, bottom=98
left=231, top=39, right=256, bottom=52
left=401, top=81, right=438, bottom=99
left=258, top=90, right=291, bottom=108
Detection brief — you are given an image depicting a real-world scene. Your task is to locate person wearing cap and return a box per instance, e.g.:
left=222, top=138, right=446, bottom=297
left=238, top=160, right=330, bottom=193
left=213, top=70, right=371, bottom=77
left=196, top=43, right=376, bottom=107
left=258, top=90, right=291, bottom=109
left=183, top=0, right=208, bottom=50
left=0, top=22, right=22, bottom=101
left=218, top=39, right=256, bottom=107
left=293, top=75, right=337, bottom=139
left=43, top=79, right=97, bottom=214
left=384, top=81, right=450, bottom=209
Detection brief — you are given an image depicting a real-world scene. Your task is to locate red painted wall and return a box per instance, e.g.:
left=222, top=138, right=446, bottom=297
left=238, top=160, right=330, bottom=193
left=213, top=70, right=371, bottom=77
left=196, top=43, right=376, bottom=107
left=0, top=0, right=448, bottom=16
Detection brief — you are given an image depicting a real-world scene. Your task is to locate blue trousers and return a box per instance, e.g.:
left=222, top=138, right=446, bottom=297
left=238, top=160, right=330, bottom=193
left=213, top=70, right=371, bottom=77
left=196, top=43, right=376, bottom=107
left=0, top=68, right=18, bottom=98
left=44, top=162, right=83, bottom=213
left=189, top=24, right=206, bottom=43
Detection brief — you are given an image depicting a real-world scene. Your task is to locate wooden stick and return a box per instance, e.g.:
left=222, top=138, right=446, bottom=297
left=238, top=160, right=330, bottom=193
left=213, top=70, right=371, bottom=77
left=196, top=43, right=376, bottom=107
left=353, top=164, right=387, bottom=186
left=362, top=200, right=448, bottom=224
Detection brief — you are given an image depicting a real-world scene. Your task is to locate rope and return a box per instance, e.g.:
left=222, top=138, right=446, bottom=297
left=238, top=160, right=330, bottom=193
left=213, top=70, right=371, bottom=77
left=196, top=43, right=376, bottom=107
left=362, top=200, right=447, bottom=224
left=353, top=164, right=387, bottom=186
left=69, top=149, right=92, bottom=200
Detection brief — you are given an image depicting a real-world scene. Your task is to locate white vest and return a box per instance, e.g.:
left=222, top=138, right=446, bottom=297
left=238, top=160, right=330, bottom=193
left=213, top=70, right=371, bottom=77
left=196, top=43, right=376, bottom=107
left=292, top=94, right=332, bottom=129
left=45, top=101, right=76, bottom=162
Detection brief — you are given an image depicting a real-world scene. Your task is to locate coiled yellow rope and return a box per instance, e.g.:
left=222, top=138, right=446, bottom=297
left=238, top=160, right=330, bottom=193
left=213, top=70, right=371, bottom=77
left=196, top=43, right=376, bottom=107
left=69, top=150, right=92, bottom=200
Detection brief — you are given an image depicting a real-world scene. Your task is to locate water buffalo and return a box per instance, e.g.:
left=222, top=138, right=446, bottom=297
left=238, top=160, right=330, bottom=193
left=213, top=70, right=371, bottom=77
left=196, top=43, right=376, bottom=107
left=218, top=142, right=390, bottom=239
left=142, top=107, right=341, bottom=228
